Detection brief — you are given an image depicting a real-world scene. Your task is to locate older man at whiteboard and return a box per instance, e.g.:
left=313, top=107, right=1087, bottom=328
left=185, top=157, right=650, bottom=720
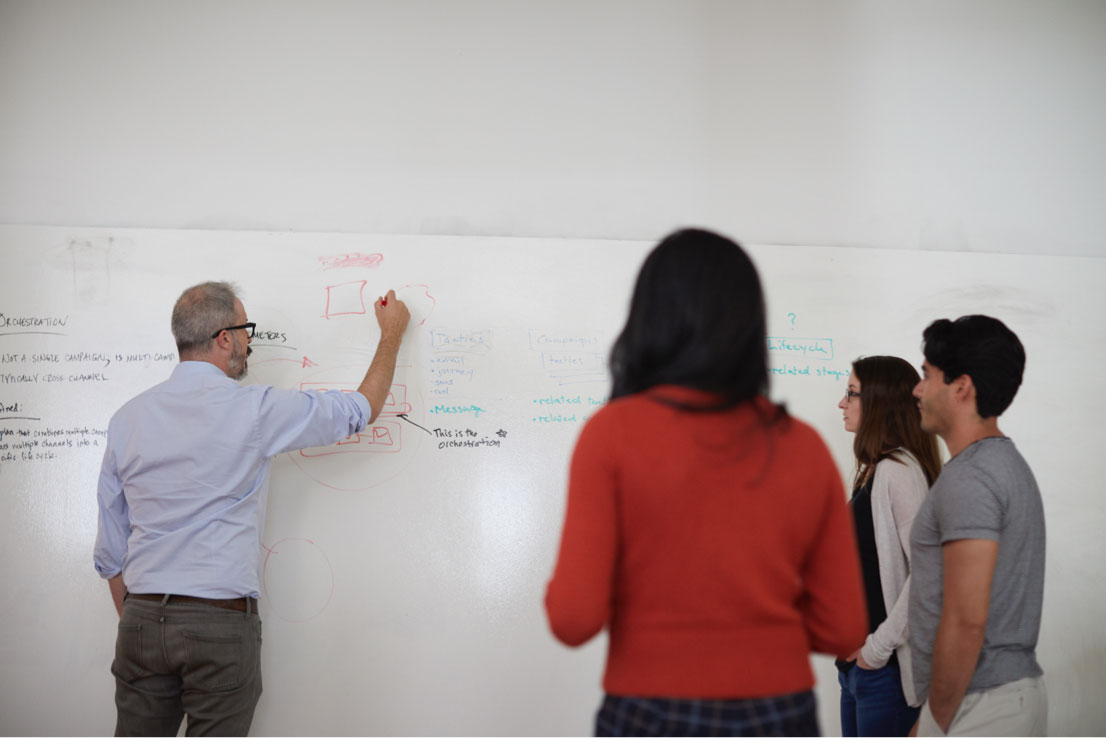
left=93, top=281, right=409, bottom=736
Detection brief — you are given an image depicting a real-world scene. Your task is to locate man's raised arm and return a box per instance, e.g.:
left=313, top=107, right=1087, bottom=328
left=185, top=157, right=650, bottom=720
left=357, top=289, right=411, bottom=424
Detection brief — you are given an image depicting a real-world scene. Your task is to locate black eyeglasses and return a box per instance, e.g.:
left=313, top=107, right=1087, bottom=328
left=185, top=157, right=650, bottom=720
left=843, top=389, right=862, bottom=401
left=211, top=322, right=256, bottom=339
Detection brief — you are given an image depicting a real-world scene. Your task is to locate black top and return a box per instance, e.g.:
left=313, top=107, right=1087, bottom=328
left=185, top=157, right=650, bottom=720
left=835, top=476, right=896, bottom=673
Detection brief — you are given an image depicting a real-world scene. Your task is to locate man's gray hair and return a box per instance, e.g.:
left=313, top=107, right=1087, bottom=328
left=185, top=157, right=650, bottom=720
left=171, top=281, right=242, bottom=356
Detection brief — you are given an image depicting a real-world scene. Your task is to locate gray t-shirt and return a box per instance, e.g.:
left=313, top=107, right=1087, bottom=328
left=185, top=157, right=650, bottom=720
left=909, top=437, right=1045, bottom=702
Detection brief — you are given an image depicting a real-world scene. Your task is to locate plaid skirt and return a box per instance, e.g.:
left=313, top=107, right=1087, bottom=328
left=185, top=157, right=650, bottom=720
left=595, top=691, right=819, bottom=737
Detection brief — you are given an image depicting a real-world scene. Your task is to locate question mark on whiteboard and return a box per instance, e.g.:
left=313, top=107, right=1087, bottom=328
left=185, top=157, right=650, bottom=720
left=787, top=313, right=797, bottom=331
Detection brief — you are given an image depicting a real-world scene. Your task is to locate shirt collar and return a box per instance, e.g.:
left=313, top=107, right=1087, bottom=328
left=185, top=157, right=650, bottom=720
left=172, top=360, right=233, bottom=382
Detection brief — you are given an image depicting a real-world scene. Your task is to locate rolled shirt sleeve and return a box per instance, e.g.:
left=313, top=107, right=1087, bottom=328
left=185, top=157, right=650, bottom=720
left=93, top=437, right=130, bottom=579
left=255, top=386, right=373, bottom=458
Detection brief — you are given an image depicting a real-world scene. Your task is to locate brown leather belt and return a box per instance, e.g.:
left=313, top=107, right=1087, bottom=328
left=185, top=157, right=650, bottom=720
left=127, top=592, right=257, bottom=613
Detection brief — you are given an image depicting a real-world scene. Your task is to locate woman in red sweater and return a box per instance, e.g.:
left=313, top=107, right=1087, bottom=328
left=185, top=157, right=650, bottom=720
left=545, top=229, right=867, bottom=736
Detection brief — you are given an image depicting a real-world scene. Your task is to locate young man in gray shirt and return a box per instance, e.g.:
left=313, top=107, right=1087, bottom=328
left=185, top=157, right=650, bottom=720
left=909, top=315, right=1046, bottom=736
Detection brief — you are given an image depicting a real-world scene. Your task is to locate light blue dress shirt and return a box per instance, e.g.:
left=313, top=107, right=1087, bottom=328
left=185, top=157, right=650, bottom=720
left=94, top=361, right=372, bottom=598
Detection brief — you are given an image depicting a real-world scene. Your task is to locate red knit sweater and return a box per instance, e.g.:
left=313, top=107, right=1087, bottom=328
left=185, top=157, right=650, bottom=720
left=545, top=387, right=867, bottom=698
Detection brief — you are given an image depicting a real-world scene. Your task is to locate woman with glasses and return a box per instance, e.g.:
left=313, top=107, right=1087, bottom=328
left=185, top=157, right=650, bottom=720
left=545, top=228, right=867, bottom=736
left=835, top=356, right=942, bottom=736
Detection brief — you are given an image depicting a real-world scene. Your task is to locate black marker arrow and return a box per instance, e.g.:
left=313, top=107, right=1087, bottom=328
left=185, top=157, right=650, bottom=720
left=396, top=413, right=433, bottom=435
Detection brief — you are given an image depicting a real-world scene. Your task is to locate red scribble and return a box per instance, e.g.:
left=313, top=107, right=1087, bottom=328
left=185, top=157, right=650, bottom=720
left=320, top=253, right=384, bottom=270
left=261, top=538, right=334, bottom=623
left=323, top=280, right=368, bottom=318
left=399, top=283, right=437, bottom=327
left=301, top=356, right=318, bottom=368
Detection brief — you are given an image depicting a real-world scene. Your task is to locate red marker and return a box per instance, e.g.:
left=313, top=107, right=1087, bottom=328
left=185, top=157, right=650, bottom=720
left=381, top=296, right=387, bottom=306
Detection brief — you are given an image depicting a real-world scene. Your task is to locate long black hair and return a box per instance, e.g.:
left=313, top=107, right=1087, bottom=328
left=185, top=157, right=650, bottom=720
left=609, top=228, right=780, bottom=418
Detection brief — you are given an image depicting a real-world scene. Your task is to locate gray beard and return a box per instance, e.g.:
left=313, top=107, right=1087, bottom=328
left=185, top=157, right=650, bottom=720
left=228, top=345, right=251, bottom=380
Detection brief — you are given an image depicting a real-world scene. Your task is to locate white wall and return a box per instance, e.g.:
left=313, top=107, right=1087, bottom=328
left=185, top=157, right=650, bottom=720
left=1, top=0, right=1104, bottom=255
left=1, top=2, right=1104, bottom=735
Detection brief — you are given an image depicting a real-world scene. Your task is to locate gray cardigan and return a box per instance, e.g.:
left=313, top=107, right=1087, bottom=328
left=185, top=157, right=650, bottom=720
left=858, top=449, right=930, bottom=707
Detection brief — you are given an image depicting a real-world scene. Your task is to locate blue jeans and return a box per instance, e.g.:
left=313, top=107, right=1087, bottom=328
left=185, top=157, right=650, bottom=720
left=838, top=662, right=919, bottom=737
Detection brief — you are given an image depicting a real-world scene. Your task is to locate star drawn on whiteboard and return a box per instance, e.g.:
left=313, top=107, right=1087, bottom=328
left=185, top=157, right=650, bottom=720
left=496, top=429, right=508, bottom=438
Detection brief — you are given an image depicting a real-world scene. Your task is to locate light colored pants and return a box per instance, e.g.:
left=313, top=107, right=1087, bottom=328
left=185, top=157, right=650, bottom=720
left=919, top=676, right=1047, bottom=736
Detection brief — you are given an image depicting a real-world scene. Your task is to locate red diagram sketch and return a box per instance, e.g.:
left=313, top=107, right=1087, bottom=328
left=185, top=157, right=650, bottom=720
left=300, top=419, right=401, bottom=456
left=323, top=280, right=368, bottom=318
left=322, top=281, right=438, bottom=327
left=261, top=538, right=334, bottom=623
left=286, top=365, right=424, bottom=491
left=397, top=283, right=437, bottom=327
left=297, top=383, right=412, bottom=457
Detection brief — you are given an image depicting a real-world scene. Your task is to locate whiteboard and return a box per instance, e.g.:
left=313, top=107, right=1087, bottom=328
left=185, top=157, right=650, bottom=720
left=1, top=225, right=1103, bottom=736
